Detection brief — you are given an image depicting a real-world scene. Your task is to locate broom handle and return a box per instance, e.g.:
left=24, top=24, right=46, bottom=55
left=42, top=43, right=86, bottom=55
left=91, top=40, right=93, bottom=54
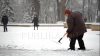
left=61, top=32, right=67, bottom=38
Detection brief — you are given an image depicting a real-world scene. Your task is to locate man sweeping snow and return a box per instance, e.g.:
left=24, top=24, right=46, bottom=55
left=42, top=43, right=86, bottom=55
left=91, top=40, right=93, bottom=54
left=58, top=9, right=87, bottom=51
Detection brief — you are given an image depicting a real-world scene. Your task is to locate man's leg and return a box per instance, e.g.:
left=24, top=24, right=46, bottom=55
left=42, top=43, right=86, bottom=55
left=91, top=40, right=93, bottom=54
left=69, top=38, right=76, bottom=50
left=3, top=24, right=6, bottom=32
left=77, top=34, right=86, bottom=50
left=5, top=24, right=7, bottom=31
left=34, top=25, right=35, bottom=30
left=37, top=26, right=38, bottom=30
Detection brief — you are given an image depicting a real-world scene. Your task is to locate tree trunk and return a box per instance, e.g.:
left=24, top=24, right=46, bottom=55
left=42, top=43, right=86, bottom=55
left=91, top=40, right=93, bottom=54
left=34, top=0, right=40, bottom=17
left=97, top=0, right=100, bottom=22
left=57, top=0, right=66, bottom=22
left=98, top=0, right=100, bottom=11
left=83, top=0, right=85, bottom=19
left=88, top=0, right=92, bottom=22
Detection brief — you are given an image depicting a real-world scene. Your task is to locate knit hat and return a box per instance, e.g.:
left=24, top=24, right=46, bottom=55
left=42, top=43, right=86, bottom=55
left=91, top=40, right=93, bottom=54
left=64, top=9, right=71, bottom=15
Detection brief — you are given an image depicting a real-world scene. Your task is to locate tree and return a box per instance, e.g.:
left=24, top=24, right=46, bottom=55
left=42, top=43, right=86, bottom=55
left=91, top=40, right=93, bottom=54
left=57, top=0, right=66, bottom=21
left=83, top=0, right=85, bottom=19
left=34, top=0, right=40, bottom=17
left=98, top=0, right=100, bottom=11
left=97, top=0, right=100, bottom=22
left=0, top=0, right=15, bottom=22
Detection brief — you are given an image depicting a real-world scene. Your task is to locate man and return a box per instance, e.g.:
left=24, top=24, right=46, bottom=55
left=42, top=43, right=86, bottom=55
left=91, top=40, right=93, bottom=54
left=1, top=13, right=8, bottom=32
left=64, top=9, right=87, bottom=50
left=32, top=15, right=39, bottom=30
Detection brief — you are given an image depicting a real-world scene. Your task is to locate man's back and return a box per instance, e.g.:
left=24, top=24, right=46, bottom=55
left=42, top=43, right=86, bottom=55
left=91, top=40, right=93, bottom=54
left=67, top=11, right=87, bottom=37
left=2, top=16, right=8, bottom=24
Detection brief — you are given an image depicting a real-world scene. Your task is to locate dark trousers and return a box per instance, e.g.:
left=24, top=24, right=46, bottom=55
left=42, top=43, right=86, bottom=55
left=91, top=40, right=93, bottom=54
left=69, top=34, right=85, bottom=49
left=3, top=24, right=7, bottom=32
left=34, top=25, right=38, bottom=30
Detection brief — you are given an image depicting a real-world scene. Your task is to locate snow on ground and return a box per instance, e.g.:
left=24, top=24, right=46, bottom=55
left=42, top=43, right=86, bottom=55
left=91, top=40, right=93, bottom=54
left=0, top=26, right=99, bottom=56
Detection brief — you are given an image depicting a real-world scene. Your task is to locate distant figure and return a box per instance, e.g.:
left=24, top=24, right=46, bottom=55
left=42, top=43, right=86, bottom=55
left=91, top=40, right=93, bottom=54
left=1, top=13, right=8, bottom=32
left=64, top=9, right=87, bottom=50
left=32, top=15, right=39, bottom=30
left=84, top=17, right=87, bottom=22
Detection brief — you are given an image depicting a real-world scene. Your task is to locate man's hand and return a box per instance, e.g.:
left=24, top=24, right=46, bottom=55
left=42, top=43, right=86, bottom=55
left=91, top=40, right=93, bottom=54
left=67, top=33, right=70, bottom=38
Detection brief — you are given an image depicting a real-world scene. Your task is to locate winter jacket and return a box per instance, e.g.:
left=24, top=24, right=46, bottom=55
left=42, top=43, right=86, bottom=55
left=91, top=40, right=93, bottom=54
left=32, top=17, right=39, bottom=26
left=66, top=11, right=87, bottom=38
left=1, top=16, right=8, bottom=24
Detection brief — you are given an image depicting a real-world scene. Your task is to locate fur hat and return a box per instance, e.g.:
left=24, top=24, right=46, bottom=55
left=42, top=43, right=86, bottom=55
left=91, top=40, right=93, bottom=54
left=64, top=9, right=71, bottom=15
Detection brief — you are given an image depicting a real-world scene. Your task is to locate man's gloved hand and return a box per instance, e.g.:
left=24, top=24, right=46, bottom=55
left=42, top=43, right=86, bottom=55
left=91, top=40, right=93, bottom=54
left=67, top=33, right=70, bottom=38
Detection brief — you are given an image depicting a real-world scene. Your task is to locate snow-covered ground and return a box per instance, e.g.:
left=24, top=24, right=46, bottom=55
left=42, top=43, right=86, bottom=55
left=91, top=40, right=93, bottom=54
left=0, top=26, right=99, bottom=56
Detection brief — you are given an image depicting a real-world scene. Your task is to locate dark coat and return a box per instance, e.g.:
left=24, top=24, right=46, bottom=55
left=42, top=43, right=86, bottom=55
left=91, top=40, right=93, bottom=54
left=32, top=17, right=39, bottom=26
left=1, top=16, right=8, bottom=24
left=66, top=11, right=87, bottom=38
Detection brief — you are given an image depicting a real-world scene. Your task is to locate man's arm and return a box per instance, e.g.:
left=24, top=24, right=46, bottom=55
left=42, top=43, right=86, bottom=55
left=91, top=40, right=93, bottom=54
left=7, top=16, right=8, bottom=23
left=66, top=14, right=75, bottom=34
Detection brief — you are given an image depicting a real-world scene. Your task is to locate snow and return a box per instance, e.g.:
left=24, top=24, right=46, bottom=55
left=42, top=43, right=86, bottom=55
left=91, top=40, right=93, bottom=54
left=91, top=23, right=100, bottom=25
left=0, top=26, right=99, bottom=56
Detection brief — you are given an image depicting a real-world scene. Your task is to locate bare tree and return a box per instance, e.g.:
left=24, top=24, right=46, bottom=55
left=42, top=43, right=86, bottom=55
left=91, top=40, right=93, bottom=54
left=83, top=0, right=85, bottom=19
left=34, top=0, right=40, bottom=17
left=0, top=0, right=98, bottom=23
left=57, top=0, right=66, bottom=22
left=98, top=0, right=100, bottom=11
left=97, top=0, right=100, bottom=22
left=88, top=0, right=92, bottom=22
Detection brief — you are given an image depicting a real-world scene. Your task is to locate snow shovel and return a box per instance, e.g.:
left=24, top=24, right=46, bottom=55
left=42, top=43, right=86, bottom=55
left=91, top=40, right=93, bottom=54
left=58, top=32, right=67, bottom=43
